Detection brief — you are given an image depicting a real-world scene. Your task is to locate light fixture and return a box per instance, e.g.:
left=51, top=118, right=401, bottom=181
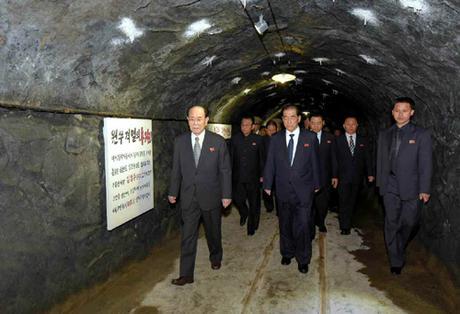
left=254, top=15, right=269, bottom=35
left=271, top=73, right=296, bottom=84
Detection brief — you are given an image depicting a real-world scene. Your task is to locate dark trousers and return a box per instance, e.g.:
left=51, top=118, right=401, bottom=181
left=338, top=182, right=361, bottom=230
left=234, top=181, right=260, bottom=233
left=180, top=199, right=222, bottom=277
left=383, top=175, right=421, bottom=267
left=263, top=190, right=275, bottom=212
left=278, top=195, right=313, bottom=265
left=314, top=187, right=330, bottom=227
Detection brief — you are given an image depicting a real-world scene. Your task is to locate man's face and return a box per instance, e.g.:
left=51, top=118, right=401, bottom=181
left=187, top=106, right=209, bottom=135
left=240, top=118, right=254, bottom=136
left=309, top=116, right=324, bottom=133
left=282, top=108, right=301, bottom=132
left=266, top=124, right=277, bottom=137
left=343, top=117, right=358, bottom=134
left=392, top=102, right=414, bottom=126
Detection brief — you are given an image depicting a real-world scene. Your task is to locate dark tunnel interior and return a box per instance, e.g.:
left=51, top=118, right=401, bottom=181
left=0, top=0, right=459, bottom=313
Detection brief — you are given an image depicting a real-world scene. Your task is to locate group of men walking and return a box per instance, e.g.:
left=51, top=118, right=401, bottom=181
left=167, top=97, right=432, bottom=285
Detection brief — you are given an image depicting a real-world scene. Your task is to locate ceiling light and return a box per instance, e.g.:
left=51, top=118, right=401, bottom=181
left=272, top=73, right=296, bottom=84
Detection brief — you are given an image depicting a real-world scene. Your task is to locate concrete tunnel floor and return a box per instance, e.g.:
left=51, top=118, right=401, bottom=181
left=49, top=195, right=460, bottom=314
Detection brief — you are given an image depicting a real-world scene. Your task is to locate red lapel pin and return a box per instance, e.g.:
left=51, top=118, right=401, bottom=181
left=209, top=147, right=215, bottom=152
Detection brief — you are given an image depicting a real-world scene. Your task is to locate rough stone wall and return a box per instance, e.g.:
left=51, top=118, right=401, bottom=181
left=0, top=108, right=186, bottom=313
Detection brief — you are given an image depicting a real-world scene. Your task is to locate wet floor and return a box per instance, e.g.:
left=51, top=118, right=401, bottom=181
left=49, top=201, right=460, bottom=314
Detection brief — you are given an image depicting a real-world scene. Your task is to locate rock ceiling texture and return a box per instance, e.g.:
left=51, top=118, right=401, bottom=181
left=1, top=0, right=458, bottom=124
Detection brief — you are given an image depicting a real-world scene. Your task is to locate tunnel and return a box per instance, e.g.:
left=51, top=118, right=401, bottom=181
left=0, top=0, right=459, bottom=313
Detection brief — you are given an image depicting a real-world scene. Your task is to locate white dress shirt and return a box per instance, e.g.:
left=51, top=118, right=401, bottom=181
left=286, top=127, right=300, bottom=165
left=345, top=132, right=356, bottom=148
left=191, top=130, right=206, bottom=148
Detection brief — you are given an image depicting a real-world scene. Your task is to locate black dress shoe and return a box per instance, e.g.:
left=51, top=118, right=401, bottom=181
left=281, top=257, right=291, bottom=265
left=171, top=276, right=194, bottom=286
left=211, top=261, right=221, bottom=270
left=390, top=267, right=402, bottom=275
left=247, top=230, right=255, bottom=236
left=319, top=225, right=327, bottom=233
left=240, top=216, right=247, bottom=226
left=341, top=229, right=350, bottom=235
left=298, top=264, right=309, bottom=274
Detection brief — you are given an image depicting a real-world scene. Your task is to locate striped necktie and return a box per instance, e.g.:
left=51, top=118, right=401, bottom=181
left=349, top=135, right=355, bottom=156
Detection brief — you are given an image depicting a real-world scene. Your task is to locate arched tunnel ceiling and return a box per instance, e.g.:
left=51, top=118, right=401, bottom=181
left=0, top=0, right=459, bottom=125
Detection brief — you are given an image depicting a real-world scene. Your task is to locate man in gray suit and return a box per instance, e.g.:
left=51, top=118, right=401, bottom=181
left=376, top=97, right=432, bottom=275
left=168, top=105, right=232, bottom=285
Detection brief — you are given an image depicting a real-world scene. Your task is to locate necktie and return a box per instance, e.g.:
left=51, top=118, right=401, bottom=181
left=349, top=135, right=355, bottom=156
left=288, top=134, right=294, bottom=166
left=193, top=136, right=201, bottom=167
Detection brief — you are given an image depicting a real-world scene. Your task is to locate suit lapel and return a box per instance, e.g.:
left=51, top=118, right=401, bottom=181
left=281, top=130, right=289, bottom=165
left=197, top=132, right=210, bottom=168
left=397, top=124, right=415, bottom=157
left=292, top=130, right=305, bottom=166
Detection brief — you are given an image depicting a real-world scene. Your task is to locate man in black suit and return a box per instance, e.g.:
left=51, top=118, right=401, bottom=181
left=264, top=104, right=321, bottom=274
left=168, top=105, right=232, bottom=285
left=262, top=120, right=278, bottom=213
left=309, top=114, right=338, bottom=233
left=335, top=116, right=374, bottom=235
left=231, top=115, right=265, bottom=236
left=376, top=97, right=432, bottom=275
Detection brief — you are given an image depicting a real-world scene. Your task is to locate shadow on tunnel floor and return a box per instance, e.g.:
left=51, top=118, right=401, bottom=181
left=351, top=186, right=460, bottom=314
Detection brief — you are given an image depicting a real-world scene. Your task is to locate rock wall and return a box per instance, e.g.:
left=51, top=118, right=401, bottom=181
left=0, top=108, right=186, bottom=313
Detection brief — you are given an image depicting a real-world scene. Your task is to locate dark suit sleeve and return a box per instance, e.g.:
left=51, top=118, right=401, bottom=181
left=418, top=129, right=433, bottom=194
left=263, top=136, right=276, bottom=190
left=376, top=131, right=385, bottom=188
left=258, top=136, right=265, bottom=177
left=168, top=137, right=182, bottom=197
left=219, top=138, right=232, bottom=199
left=311, top=134, right=321, bottom=190
left=331, top=136, right=338, bottom=178
left=364, top=137, right=374, bottom=177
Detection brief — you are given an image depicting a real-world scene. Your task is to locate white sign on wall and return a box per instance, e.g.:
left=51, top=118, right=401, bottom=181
left=103, top=118, right=154, bottom=230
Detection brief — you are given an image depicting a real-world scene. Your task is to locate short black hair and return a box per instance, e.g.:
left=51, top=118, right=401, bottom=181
left=343, top=115, right=358, bottom=123
left=240, top=115, right=254, bottom=124
left=394, top=96, right=415, bottom=109
left=282, top=104, right=300, bottom=116
left=187, top=105, right=209, bottom=117
left=309, top=113, right=324, bottom=120
left=266, top=119, right=278, bottom=130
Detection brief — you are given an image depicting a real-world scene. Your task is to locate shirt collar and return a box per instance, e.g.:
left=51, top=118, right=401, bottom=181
left=191, top=130, right=206, bottom=143
left=287, top=127, right=300, bottom=137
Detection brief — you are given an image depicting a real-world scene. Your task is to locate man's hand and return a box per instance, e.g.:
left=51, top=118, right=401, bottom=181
left=222, top=198, right=232, bottom=208
left=368, top=176, right=375, bottom=183
left=331, top=178, right=338, bottom=189
left=264, top=189, right=271, bottom=196
left=168, top=196, right=177, bottom=204
left=419, top=193, right=430, bottom=203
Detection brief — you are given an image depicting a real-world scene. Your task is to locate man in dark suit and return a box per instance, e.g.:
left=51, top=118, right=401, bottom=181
left=231, top=115, right=265, bottom=236
left=168, top=105, right=232, bottom=285
left=376, top=97, right=432, bottom=275
left=264, top=104, right=321, bottom=274
left=335, top=116, right=374, bottom=235
left=262, top=120, right=278, bottom=213
left=309, top=114, right=338, bottom=233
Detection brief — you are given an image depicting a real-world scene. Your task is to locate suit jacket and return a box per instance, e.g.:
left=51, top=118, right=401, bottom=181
left=376, top=123, right=432, bottom=200
left=230, top=132, right=265, bottom=183
left=335, top=134, right=373, bottom=184
left=317, top=131, right=338, bottom=188
left=263, top=129, right=321, bottom=203
left=169, top=130, right=232, bottom=210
